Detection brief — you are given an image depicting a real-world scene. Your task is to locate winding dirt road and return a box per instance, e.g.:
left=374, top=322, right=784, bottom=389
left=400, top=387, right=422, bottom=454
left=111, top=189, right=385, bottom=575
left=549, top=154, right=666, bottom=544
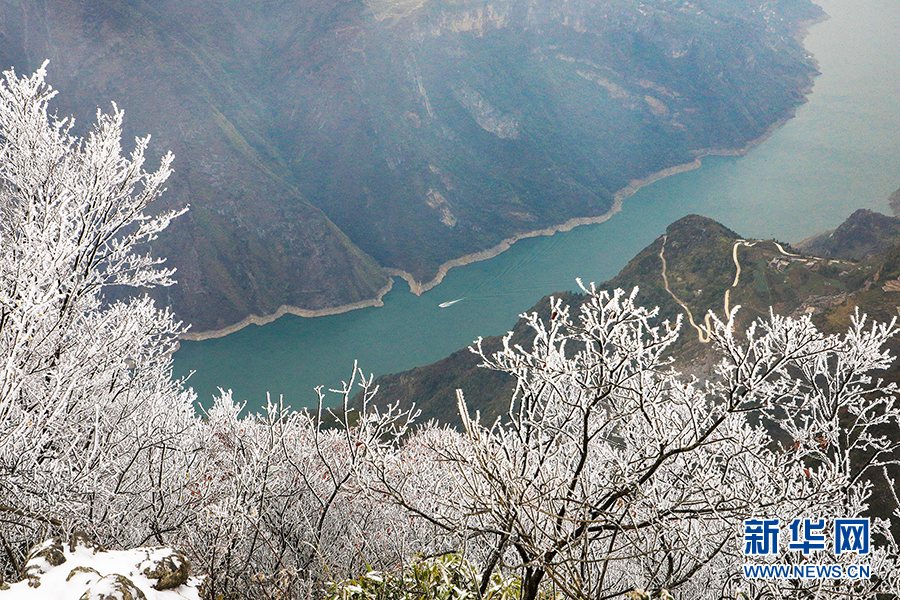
left=659, top=235, right=805, bottom=342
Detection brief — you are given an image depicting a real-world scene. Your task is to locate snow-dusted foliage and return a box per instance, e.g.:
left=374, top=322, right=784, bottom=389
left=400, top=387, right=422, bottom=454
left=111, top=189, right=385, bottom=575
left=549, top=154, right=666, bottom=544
left=177, top=371, right=453, bottom=599
left=2, top=63, right=899, bottom=600
left=0, top=62, right=198, bottom=578
left=366, top=285, right=900, bottom=600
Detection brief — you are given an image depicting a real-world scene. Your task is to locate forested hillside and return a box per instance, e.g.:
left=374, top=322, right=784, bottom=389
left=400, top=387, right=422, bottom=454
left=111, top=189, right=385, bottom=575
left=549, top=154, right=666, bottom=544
left=0, top=0, right=823, bottom=331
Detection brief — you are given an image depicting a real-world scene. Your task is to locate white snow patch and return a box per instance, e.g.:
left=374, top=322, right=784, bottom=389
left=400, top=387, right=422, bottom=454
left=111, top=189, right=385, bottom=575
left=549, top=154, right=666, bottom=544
left=0, top=539, right=203, bottom=600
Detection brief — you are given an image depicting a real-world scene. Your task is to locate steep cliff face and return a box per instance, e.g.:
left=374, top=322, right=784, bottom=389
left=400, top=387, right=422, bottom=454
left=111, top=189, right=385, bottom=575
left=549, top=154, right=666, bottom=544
left=0, top=0, right=823, bottom=331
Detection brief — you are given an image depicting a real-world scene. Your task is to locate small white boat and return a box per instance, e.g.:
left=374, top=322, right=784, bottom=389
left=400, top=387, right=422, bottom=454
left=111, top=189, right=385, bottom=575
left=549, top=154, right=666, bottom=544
left=438, top=298, right=464, bottom=308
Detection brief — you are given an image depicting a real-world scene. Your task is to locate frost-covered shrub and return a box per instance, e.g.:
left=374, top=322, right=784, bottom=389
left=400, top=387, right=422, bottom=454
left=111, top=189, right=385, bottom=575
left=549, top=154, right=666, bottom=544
left=176, top=378, right=447, bottom=600
left=365, top=285, right=900, bottom=600
left=3, top=62, right=900, bottom=600
left=0, top=61, right=194, bottom=577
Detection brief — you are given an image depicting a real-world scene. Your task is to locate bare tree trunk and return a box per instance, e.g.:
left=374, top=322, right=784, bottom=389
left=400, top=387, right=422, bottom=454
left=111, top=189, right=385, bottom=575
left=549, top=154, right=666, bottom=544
left=521, top=567, right=545, bottom=600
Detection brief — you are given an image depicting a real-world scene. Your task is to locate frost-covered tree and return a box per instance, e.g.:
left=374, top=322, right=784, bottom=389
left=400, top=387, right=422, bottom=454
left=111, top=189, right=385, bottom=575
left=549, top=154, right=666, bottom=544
left=0, top=62, right=195, bottom=578
left=0, top=62, right=435, bottom=595
left=177, top=372, right=444, bottom=599
left=3, top=61, right=900, bottom=600
left=365, top=284, right=900, bottom=600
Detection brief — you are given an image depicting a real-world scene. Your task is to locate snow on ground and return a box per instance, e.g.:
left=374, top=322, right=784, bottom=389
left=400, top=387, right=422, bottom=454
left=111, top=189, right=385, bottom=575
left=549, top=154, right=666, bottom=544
left=0, top=534, right=203, bottom=599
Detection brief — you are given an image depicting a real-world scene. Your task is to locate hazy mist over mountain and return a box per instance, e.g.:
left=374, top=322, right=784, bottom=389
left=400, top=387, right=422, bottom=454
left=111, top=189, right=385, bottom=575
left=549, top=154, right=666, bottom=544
left=0, top=0, right=823, bottom=331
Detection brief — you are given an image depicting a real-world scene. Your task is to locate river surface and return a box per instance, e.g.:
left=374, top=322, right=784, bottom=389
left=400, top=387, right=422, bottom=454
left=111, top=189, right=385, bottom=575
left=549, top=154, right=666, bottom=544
left=173, top=0, right=900, bottom=412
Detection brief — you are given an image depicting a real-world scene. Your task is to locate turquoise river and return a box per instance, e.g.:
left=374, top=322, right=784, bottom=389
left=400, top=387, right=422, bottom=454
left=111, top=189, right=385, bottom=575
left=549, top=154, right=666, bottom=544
left=173, top=0, right=900, bottom=412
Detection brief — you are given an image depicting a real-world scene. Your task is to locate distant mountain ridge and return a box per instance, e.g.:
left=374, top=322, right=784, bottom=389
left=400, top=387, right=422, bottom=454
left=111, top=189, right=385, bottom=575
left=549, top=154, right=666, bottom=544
left=797, top=209, right=900, bottom=260
left=0, top=0, right=824, bottom=331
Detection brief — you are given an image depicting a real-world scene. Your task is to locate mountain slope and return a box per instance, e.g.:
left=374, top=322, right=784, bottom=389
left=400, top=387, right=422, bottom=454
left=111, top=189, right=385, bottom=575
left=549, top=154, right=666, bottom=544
left=368, top=212, right=900, bottom=426
left=0, top=0, right=824, bottom=331
left=796, top=208, right=900, bottom=261
left=0, top=0, right=393, bottom=332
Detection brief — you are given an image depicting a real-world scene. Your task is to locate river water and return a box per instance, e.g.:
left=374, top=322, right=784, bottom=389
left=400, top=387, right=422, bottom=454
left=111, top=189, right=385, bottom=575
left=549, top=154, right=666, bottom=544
left=173, top=0, right=900, bottom=411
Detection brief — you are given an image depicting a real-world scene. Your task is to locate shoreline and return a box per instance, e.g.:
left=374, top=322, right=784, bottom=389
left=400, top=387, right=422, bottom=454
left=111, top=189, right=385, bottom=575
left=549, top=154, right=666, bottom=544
left=179, top=277, right=395, bottom=342
left=384, top=198, right=624, bottom=296
left=182, top=17, right=826, bottom=342
left=383, top=103, right=812, bottom=298
left=182, top=116, right=804, bottom=342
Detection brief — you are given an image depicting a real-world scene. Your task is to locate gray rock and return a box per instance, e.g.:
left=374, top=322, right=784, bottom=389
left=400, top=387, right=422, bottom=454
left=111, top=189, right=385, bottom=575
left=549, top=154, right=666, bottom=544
left=67, top=566, right=101, bottom=582
left=68, top=531, right=105, bottom=554
left=26, top=537, right=67, bottom=568
left=24, top=537, right=67, bottom=586
left=79, top=574, right=147, bottom=600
